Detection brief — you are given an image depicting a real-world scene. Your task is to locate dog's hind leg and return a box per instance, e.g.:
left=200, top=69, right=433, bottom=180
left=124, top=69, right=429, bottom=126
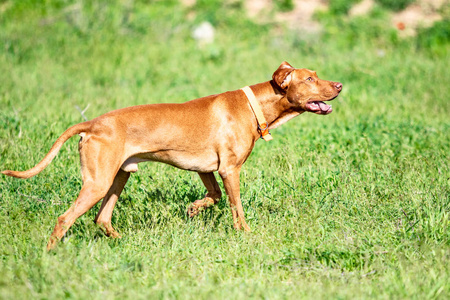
left=187, top=172, right=222, bottom=217
left=46, top=182, right=112, bottom=251
left=94, top=169, right=130, bottom=238
left=46, top=138, right=123, bottom=251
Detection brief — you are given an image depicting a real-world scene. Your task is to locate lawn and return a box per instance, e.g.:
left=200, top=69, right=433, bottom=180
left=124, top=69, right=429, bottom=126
left=0, top=1, right=449, bottom=299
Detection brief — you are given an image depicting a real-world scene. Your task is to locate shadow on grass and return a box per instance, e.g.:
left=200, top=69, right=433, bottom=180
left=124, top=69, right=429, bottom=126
left=113, top=182, right=231, bottom=233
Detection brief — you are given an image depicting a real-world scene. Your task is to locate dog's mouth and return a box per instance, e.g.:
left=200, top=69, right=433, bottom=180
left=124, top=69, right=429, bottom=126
left=305, top=100, right=333, bottom=115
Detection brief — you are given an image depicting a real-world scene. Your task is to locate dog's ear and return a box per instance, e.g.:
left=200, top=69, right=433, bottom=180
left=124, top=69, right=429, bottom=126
left=272, top=61, right=295, bottom=90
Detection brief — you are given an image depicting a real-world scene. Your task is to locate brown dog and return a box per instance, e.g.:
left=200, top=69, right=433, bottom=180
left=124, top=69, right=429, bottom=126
left=2, top=62, right=342, bottom=250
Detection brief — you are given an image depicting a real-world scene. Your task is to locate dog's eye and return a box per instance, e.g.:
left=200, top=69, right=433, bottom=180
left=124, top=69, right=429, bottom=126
left=306, top=77, right=313, bottom=82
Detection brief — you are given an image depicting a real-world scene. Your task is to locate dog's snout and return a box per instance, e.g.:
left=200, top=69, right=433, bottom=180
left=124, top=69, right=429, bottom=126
left=335, top=82, right=343, bottom=92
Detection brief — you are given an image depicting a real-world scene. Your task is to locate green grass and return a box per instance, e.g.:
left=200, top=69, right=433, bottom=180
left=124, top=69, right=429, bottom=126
left=1, top=1, right=449, bottom=299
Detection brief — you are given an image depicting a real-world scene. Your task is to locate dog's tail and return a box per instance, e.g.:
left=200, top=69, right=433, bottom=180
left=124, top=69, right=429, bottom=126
left=2, top=122, right=91, bottom=179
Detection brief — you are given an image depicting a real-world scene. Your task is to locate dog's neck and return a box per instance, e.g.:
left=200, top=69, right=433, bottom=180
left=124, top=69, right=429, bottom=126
left=249, top=81, right=304, bottom=130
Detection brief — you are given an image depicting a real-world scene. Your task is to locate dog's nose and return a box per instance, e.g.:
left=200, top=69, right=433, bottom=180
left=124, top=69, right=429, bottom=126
left=335, top=82, right=343, bottom=92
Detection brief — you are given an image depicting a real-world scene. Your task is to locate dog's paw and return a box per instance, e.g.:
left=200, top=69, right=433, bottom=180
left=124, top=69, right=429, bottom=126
left=187, top=198, right=215, bottom=217
left=107, top=231, right=122, bottom=239
left=187, top=205, right=200, bottom=218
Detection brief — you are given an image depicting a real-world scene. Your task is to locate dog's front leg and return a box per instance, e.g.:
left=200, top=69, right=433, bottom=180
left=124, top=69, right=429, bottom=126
left=187, top=172, right=222, bottom=217
left=219, top=167, right=251, bottom=232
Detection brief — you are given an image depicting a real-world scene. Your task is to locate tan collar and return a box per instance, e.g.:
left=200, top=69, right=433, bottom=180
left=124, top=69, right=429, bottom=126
left=241, top=86, right=273, bottom=141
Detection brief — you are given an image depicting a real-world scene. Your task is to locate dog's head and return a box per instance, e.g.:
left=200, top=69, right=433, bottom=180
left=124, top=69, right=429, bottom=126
left=272, top=61, right=342, bottom=115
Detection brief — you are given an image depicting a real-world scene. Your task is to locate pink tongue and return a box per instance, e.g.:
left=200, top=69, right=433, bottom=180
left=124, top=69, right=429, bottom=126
left=318, top=101, right=329, bottom=111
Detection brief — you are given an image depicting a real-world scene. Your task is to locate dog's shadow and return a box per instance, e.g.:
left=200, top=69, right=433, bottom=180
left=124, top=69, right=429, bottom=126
left=111, top=177, right=230, bottom=233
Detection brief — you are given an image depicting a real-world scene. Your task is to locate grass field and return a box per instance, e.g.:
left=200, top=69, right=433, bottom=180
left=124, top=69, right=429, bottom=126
left=0, top=1, right=449, bottom=299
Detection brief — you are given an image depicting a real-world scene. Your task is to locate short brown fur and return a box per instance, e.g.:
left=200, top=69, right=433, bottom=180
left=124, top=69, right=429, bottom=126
left=2, top=62, right=342, bottom=250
